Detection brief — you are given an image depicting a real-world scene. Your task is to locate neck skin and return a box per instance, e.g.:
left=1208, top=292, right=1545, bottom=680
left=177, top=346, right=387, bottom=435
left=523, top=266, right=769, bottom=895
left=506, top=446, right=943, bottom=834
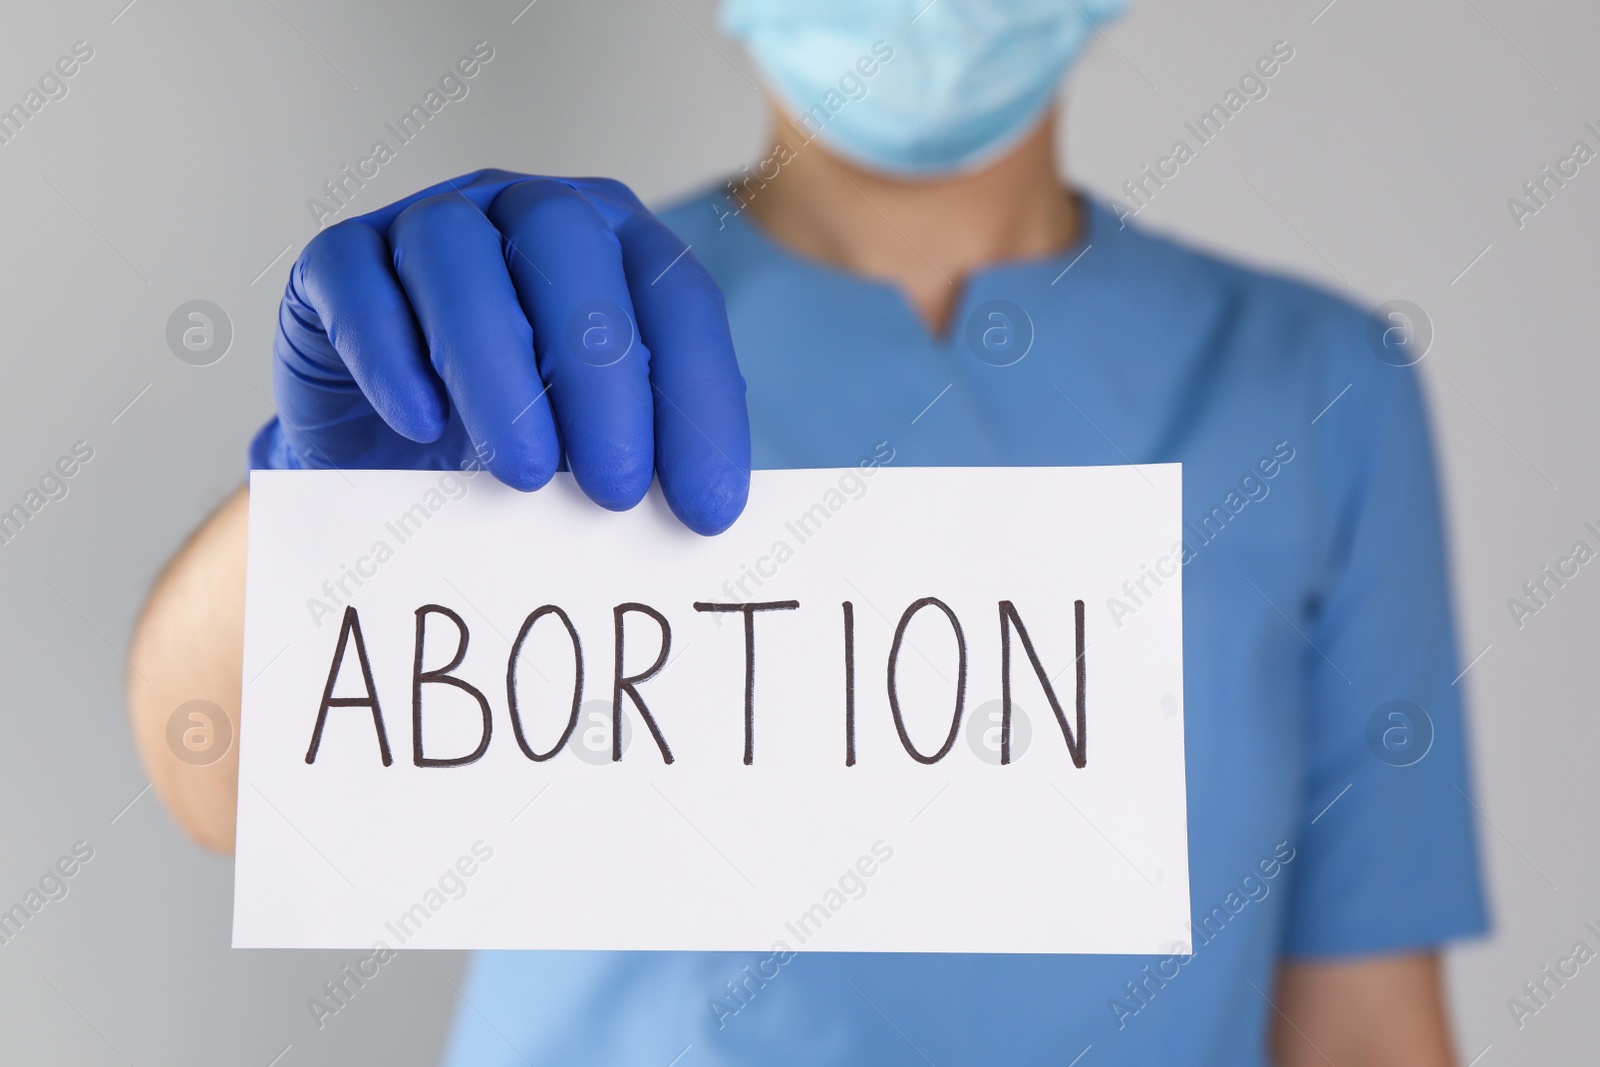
left=743, top=101, right=1080, bottom=336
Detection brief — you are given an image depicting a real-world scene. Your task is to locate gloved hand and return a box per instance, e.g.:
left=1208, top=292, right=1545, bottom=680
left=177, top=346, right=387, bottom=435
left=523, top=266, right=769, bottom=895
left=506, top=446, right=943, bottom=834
left=251, top=169, right=750, bottom=535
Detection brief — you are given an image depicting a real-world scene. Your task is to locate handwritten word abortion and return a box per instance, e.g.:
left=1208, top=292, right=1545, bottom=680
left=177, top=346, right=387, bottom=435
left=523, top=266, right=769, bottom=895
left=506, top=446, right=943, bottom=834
left=304, top=597, right=1088, bottom=770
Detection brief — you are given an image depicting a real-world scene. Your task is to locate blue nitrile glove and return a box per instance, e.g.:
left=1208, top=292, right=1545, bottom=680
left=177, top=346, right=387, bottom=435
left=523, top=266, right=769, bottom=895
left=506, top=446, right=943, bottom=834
left=250, top=169, right=750, bottom=535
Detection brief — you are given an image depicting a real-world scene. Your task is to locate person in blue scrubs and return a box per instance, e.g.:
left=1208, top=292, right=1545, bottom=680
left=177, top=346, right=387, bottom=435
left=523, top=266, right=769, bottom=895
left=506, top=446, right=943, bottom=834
left=129, top=1, right=1486, bottom=1063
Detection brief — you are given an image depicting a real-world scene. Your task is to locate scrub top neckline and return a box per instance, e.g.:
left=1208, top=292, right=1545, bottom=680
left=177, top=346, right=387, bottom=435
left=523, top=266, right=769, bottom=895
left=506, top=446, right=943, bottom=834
left=711, top=185, right=1114, bottom=346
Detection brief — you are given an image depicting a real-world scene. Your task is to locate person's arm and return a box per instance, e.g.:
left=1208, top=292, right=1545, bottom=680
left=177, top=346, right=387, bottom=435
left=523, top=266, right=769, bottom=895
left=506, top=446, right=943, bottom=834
left=127, top=484, right=248, bottom=853
left=1272, top=952, right=1456, bottom=1066
left=1266, top=301, right=1486, bottom=1062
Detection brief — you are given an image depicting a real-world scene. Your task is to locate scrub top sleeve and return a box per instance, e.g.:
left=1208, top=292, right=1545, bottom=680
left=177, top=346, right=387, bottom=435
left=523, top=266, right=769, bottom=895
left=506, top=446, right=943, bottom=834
left=1283, top=342, right=1490, bottom=958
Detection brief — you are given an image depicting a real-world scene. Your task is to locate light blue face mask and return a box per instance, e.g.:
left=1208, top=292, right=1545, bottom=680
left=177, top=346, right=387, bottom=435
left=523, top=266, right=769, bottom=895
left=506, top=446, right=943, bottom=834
left=720, top=0, right=1125, bottom=177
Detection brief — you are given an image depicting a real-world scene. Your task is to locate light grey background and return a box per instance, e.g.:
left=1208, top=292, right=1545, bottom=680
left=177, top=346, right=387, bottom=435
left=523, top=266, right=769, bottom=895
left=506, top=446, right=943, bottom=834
left=0, top=0, right=1594, bottom=1063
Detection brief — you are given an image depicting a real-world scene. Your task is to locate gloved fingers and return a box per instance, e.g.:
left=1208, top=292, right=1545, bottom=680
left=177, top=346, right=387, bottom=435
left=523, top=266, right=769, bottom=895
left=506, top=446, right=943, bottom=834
left=562, top=175, right=651, bottom=230
left=388, top=192, right=561, bottom=491
left=295, top=221, right=448, bottom=444
left=348, top=168, right=527, bottom=233
left=614, top=209, right=751, bottom=535
left=489, top=179, right=655, bottom=512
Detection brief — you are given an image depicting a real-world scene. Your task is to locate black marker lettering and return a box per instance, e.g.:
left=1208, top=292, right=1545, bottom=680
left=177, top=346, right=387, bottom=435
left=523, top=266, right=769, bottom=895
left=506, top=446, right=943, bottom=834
left=693, top=600, right=799, bottom=765
left=505, top=605, right=583, bottom=762
left=885, top=597, right=967, bottom=764
left=612, top=603, right=674, bottom=763
left=412, top=605, right=492, bottom=767
left=843, top=601, right=856, bottom=767
left=305, top=606, right=392, bottom=765
left=998, top=599, right=1087, bottom=767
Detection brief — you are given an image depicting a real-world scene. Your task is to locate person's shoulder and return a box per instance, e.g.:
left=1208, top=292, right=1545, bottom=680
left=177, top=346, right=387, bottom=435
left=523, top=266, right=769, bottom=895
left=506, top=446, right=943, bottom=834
left=1104, top=200, right=1373, bottom=344
left=1099, top=199, right=1412, bottom=406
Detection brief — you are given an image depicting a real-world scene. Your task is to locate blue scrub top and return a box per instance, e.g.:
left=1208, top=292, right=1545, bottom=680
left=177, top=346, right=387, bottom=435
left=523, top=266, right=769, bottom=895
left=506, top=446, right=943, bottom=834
left=440, top=187, right=1488, bottom=1065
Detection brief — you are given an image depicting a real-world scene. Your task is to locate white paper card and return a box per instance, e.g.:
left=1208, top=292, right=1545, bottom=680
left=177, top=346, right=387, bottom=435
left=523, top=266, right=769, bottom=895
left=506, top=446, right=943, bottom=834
left=235, top=465, right=1188, bottom=954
